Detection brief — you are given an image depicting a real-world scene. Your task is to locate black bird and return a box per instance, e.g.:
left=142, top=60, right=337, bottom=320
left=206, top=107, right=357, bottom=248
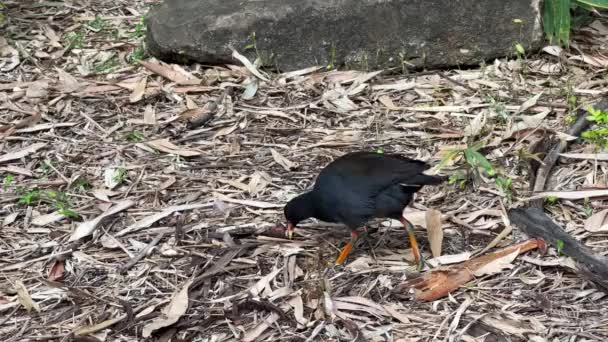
left=281, top=151, right=445, bottom=268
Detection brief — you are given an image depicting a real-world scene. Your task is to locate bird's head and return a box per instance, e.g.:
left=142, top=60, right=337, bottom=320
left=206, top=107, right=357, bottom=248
left=280, top=193, right=316, bottom=239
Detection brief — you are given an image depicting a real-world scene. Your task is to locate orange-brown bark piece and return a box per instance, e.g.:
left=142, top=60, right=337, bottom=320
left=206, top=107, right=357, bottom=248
left=395, top=239, right=544, bottom=301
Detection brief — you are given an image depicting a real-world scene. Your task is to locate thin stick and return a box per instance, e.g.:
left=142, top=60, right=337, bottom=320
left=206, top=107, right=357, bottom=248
left=119, top=232, right=166, bottom=274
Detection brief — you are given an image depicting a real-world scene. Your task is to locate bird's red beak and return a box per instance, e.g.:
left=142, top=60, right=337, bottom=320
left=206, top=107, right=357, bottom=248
left=286, top=221, right=295, bottom=239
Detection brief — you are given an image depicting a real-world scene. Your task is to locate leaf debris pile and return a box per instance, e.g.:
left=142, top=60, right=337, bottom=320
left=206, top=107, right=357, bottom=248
left=1, top=2, right=608, bottom=341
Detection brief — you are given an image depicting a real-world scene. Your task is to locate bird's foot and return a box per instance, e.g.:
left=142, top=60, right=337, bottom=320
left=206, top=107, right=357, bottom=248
left=414, top=255, right=430, bottom=272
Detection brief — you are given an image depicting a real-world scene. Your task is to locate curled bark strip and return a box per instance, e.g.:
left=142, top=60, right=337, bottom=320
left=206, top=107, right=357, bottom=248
left=393, top=239, right=544, bottom=301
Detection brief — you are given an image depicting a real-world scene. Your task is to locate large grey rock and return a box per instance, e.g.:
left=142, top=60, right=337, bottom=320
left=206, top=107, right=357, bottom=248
left=146, top=0, right=543, bottom=71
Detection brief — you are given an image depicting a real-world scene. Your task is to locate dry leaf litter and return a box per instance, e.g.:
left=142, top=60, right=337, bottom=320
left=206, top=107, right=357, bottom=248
left=1, top=1, right=608, bottom=341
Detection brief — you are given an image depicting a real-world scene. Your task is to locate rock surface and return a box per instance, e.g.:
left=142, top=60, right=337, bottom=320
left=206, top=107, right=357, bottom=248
left=146, top=0, right=543, bottom=71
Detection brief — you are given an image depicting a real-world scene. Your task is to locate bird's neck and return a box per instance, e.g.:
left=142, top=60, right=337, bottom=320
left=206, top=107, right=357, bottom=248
left=294, top=192, right=318, bottom=221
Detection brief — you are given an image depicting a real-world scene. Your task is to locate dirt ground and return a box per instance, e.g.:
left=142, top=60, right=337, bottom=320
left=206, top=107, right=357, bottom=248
left=1, top=1, right=608, bottom=341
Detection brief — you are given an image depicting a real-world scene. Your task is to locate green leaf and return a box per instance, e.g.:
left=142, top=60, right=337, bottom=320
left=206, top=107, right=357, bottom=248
left=557, top=0, right=572, bottom=47
left=515, top=43, right=525, bottom=55
left=543, top=0, right=557, bottom=43
left=575, top=0, right=608, bottom=9
left=556, top=239, right=565, bottom=253
left=544, top=0, right=572, bottom=47
left=464, top=149, right=496, bottom=176
left=436, top=149, right=461, bottom=171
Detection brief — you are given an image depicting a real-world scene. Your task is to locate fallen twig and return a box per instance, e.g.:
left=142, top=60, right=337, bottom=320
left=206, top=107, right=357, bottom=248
left=509, top=207, right=608, bottom=292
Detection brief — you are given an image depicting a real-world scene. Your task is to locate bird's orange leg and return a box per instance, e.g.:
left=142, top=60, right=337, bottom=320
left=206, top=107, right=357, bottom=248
left=335, top=229, right=360, bottom=265
left=400, top=216, right=424, bottom=270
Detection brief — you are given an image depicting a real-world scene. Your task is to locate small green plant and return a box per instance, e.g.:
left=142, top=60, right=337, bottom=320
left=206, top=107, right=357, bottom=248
left=17, top=187, right=79, bottom=218
left=3, top=174, right=14, bottom=187
left=583, top=198, right=593, bottom=217
left=439, top=143, right=497, bottom=189
left=129, top=16, right=146, bottom=39
left=327, top=43, right=337, bottom=70
left=244, top=31, right=264, bottom=64
left=94, top=56, right=118, bottom=73
left=486, top=96, right=508, bottom=122
left=39, top=161, right=53, bottom=175
left=88, top=16, right=109, bottom=31
left=0, top=2, right=5, bottom=26
left=556, top=239, right=565, bottom=254
left=46, top=190, right=79, bottom=218
left=64, top=31, right=85, bottom=51
left=545, top=195, right=559, bottom=205
left=581, top=106, right=608, bottom=149
left=514, top=42, right=525, bottom=58
left=376, top=148, right=384, bottom=154
left=495, top=175, right=513, bottom=200
left=17, top=187, right=41, bottom=205
left=126, top=130, right=145, bottom=142
left=113, top=167, right=127, bottom=184
left=72, top=179, right=91, bottom=192
left=128, top=44, right=147, bottom=64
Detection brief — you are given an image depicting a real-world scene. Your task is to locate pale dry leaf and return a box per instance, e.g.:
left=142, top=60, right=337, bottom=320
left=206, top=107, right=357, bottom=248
left=14, top=280, right=40, bottom=313
left=31, top=211, right=65, bottom=226
left=559, top=153, right=608, bottom=161
left=146, top=139, right=202, bottom=157
left=542, top=45, right=562, bottom=57
left=473, top=248, right=520, bottom=276
left=129, top=76, right=147, bottom=103
left=248, top=171, right=271, bottom=194
left=0, top=143, right=47, bottom=164
left=463, top=110, right=486, bottom=137
left=74, top=316, right=124, bottom=336
left=287, top=295, right=307, bottom=326
left=427, top=252, right=471, bottom=266
left=378, top=95, right=398, bottom=109
left=249, top=267, right=283, bottom=296
left=371, top=80, right=416, bottom=91
left=0, top=37, right=20, bottom=72
left=92, top=188, right=119, bottom=202
left=55, top=67, right=82, bottom=92
left=230, top=48, right=270, bottom=82
left=212, top=124, right=238, bottom=139
left=42, top=24, right=62, bottom=48
left=26, top=80, right=49, bottom=99
left=142, top=279, right=193, bottom=338
left=0, top=165, right=34, bottom=177
left=3, top=212, right=19, bottom=225
left=115, top=202, right=213, bottom=237
left=104, top=168, right=122, bottom=189
left=243, top=313, right=280, bottom=342
left=425, top=208, right=443, bottom=258
left=70, top=200, right=135, bottom=241
left=517, top=92, right=543, bottom=113
left=531, top=189, right=608, bottom=200
left=504, top=109, right=550, bottom=138
left=381, top=305, right=410, bottom=324
left=271, top=148, right=298, bottom=171
left=242, top=78, right=258, bottom=100
left=139, top=60, right=201, bottom=85
left=585, top=209, right=608, bottom=232
left=143, top=104, right=157, bottom=125
left=213, top=192, right=282, bottom=209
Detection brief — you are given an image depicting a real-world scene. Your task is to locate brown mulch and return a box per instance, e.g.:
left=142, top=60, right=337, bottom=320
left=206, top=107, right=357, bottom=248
left=2, top=1, right=608, bottom=341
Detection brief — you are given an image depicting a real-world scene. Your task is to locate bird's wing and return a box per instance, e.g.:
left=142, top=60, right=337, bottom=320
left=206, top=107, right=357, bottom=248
left=322, top=152, right=433, bottom=191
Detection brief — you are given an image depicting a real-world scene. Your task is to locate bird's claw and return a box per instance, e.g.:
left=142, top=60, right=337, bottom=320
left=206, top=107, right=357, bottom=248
left=414, top=255, right=430, bottom=272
